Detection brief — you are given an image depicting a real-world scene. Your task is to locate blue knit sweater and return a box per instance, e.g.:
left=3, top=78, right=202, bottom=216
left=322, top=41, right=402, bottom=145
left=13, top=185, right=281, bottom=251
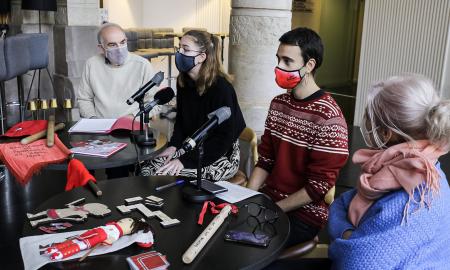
left=328, top=163, right=450, bottom=269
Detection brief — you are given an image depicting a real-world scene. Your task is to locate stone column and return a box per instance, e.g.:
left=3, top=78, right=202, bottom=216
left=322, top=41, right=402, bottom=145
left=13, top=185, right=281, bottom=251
left=228, top=0, right=292, bottom=135
left=53, top=0, right=100, bottom=120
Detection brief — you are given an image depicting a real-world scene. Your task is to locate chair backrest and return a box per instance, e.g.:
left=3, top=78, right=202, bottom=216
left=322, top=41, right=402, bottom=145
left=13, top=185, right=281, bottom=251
left=0, top=39, right=7, bottom=81
left=324, top=186, right=335, bottom=205
left=238, top=127, right=258, bottom=177
left=26, top=33, right=49, bottom=70
left=125, top=30, right=138, bottom=52
left=151, top=28, right=174, bottom=49
left=182, top=27, right=208, bottom=34
left=4, top=34, right=30, bottom=80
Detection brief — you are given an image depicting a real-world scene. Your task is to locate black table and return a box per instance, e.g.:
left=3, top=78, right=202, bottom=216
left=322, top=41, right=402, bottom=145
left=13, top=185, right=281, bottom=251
left=49, top=128, right=167, bottom=170
left=0, top=119, right=169, bottom=171
left=22, top=176, right=290, bottom=270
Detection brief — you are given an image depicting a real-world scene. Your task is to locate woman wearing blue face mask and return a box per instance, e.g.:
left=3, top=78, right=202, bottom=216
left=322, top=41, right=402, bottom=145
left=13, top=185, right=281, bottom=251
left=139, top=30, right=246, bottom=181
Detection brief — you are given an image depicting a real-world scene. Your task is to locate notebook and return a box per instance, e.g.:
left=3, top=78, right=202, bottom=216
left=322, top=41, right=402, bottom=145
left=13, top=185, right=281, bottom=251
left=68, top=116, right=141, bottom=134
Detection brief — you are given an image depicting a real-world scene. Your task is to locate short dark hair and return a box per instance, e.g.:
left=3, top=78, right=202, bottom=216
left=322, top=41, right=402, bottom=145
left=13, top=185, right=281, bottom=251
left=279, top=27, right=323, bottom=73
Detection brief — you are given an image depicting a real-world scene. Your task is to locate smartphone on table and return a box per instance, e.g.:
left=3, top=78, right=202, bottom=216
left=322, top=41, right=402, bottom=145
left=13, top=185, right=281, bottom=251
left=224, top=230, right=270, bottom=247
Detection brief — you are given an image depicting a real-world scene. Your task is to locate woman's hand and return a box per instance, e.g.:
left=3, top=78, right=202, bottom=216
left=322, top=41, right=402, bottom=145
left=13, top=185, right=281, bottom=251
left=156, top=159, right=184, bottom=176
left=342, top=229, right=353, bottom=240
left=156, top=146, right=177, bottom=164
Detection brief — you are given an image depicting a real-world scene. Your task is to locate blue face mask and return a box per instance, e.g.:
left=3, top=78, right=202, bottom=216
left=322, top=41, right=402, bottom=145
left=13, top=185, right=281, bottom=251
left=175, top=51, right=200, bottom=73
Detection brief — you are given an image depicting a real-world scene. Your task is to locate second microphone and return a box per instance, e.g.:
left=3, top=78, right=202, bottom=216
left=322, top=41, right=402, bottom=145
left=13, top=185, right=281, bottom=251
left=137, top=87, right=175, bottom=116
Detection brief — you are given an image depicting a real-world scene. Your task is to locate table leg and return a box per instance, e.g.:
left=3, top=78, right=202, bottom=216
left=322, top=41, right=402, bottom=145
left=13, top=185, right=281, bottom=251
left=0, top=82, right=6, bottom=134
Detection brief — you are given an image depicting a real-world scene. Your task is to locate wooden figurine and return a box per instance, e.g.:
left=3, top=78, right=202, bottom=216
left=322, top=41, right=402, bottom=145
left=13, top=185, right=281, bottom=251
left=27, top=203, right=111, bottom=228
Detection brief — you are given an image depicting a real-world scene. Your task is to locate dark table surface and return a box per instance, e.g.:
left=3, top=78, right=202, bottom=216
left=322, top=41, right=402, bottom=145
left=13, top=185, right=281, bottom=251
left=21, top=176, right=290, bottom=270
left=49, top=121, right=168, bottom=170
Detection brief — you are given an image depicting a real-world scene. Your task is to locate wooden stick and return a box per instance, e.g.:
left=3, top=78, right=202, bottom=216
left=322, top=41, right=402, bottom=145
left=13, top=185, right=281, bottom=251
left=182, top=205, right=232, bottom=264
left=78, top=243, right=101, bottom=262
left=67, top=155, right=103, bottom=197
left=88, top=180, right=103, bottom=197
left=20, top=123, right=65, bottom=145
left=47, top=115, right=56, bottom=147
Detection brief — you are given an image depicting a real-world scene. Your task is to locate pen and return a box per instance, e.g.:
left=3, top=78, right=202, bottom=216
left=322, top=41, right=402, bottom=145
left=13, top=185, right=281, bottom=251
left=155, top=179, right=185, bottom=191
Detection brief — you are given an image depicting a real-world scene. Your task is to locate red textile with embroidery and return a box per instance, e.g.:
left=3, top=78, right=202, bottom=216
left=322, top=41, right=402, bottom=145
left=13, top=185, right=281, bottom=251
left=0, top=135, right=71, bottom=185
left=66, top=158, right=96, bottom=191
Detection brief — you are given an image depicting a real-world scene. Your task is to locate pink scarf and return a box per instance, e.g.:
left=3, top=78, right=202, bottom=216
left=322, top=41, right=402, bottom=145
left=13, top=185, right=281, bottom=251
left=348, top=140, right=447, bottom=227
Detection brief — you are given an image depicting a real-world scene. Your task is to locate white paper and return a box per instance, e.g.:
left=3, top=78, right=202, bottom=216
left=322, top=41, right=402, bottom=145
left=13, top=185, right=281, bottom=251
left=68, top=118, right=117, bottom=133
left=214, top=181, right=261, bottom=203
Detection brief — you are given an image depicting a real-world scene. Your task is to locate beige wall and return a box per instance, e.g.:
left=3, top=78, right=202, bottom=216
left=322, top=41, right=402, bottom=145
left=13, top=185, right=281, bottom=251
left=103, top=0, right=230, bottom=33
left=291, top=0, right=360, bottom=88
left=292, top=0, right=322, bottom=32
left=103, top=0, right=143, bottom=28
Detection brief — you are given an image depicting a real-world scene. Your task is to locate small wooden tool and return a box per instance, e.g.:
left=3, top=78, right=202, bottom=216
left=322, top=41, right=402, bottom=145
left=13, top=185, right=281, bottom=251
left=20, top=122, right=65, bottom=145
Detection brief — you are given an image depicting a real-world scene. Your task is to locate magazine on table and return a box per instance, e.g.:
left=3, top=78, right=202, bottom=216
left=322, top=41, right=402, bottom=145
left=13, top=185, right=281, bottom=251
left=70, top=139, right=127, bottom=158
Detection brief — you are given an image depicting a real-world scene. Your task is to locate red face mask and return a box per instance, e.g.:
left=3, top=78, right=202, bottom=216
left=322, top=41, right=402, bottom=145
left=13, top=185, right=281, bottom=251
left=274, top=66, right=305, bottom=89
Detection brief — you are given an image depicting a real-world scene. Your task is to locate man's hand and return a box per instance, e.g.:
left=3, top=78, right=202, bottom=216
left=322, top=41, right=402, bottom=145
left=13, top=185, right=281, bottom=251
left=246, top=167, right=269, bottom=191
left=156, top=159, right=184, bottom=175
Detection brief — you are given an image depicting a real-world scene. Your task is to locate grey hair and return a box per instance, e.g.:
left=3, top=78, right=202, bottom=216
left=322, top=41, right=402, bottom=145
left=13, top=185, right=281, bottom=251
left=97, top=22, right=125, bottom=45
left=362, top=74, right=450, bottom=148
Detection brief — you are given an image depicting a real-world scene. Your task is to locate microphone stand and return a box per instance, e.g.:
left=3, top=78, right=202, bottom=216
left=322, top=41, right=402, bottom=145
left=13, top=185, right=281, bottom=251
left=132, top=96, right=156, bottom=147
left=139, top=98, right=145, bottom=131
left=182, top=136, right=216, bottom=202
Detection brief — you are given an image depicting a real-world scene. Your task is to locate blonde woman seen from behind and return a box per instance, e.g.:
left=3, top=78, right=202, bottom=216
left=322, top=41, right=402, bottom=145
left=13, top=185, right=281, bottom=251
left=328, top=75, right=450, bottom=269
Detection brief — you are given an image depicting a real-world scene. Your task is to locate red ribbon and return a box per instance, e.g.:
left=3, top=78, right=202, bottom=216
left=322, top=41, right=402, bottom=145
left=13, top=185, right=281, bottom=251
left=197, top=201, right=239, bottom=225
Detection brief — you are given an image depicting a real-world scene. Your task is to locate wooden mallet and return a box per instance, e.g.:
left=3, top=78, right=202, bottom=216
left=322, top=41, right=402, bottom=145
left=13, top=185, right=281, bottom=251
left=46, top=115, right=56, bottom=147
left=20, top=122, right=65, bottom=145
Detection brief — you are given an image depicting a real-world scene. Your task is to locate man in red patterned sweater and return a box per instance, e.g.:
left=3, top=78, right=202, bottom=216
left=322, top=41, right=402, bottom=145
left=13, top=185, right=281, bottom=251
left=247, top=27, right=349, bottom=247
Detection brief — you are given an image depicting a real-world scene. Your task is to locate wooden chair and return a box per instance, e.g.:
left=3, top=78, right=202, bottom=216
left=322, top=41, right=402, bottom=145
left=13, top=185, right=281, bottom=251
left=278, top=186, right=336, bottom=260
left=228, top=127, right=258, bottom=186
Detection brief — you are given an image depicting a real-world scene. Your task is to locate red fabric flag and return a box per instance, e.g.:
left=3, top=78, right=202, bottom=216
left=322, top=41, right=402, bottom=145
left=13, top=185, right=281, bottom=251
left=66, top=158, right=97, bottom=191
left=0, top=134, right=71, bottom=185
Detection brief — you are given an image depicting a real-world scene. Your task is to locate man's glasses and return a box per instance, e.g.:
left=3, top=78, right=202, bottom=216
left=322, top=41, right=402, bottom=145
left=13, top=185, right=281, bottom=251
left=243, top=203, right=279, bottom=239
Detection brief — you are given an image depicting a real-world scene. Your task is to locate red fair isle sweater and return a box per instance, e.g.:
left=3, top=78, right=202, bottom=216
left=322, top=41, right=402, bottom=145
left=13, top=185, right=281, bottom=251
left=257, top=91, right=349, bottom=229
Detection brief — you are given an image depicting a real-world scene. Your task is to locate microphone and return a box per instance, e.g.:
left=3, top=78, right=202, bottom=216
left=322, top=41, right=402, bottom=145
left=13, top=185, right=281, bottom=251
left=137, top=87, right=175, bottom=116
left=181, top=106, right=231, bottom=152
left=126, top=71, right=164, bottom=105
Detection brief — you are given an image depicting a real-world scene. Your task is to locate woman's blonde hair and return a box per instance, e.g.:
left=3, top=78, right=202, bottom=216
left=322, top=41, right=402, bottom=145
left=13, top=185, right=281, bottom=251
left=362, top=74, right=450, bottom=148
left=177, top=30, right=231, bottom=95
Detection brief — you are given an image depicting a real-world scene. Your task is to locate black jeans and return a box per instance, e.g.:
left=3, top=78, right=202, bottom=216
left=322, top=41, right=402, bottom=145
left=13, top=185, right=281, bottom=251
left=285, top=214, right=320, bottom=248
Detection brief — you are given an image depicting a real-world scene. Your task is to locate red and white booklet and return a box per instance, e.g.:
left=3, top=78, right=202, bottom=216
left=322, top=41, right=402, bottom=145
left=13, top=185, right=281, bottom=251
left=68, top=116, right=141, bottom=134
left=127, top=251, right=170, bottom=270
left=70, top=139, right=127, bottom=158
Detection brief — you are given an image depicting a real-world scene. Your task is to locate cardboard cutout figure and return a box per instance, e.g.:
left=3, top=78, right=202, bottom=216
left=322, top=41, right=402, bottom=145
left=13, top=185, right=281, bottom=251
left=27, top=203, right=111, bottom=227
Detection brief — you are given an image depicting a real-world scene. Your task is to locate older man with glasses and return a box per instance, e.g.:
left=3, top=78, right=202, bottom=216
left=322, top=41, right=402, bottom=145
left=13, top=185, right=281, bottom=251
left=77, top=22, right=160, bottom=120
left=76, top=23, right=160, bottom=179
